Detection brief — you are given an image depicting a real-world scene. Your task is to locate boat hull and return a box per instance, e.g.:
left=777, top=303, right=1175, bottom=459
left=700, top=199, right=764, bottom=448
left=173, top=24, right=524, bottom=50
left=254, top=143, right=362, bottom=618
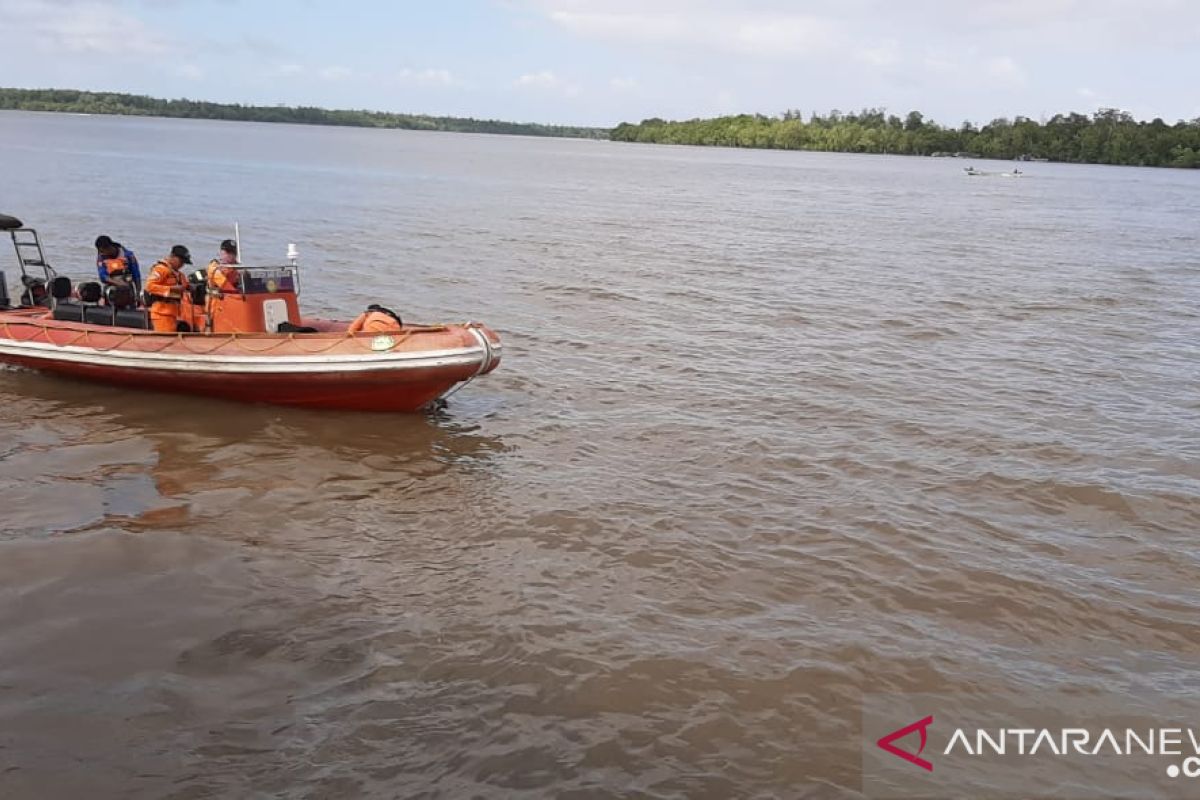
left=0, top=311, right=501, bottom=412
left=0, top=353, right=478, bottom=411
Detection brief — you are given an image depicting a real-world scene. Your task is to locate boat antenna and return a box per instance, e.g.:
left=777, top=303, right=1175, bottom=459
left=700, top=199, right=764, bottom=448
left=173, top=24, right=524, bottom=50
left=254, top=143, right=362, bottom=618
left=234, top=222, right=242, bottom=266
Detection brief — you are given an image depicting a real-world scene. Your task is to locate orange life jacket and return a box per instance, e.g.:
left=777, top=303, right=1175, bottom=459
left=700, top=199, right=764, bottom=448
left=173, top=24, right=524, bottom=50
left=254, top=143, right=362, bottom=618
left=348, top=311, right=403, bottom=334
left=206, top=259, right=240, bottom=293
left=101, top=257, right=132, bottom=283
left=145, top=261, right=188, bottom=314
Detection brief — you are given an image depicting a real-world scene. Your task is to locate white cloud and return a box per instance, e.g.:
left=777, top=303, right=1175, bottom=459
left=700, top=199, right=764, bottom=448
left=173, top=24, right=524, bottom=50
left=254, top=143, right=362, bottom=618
left=514, top=70, right=580, bottom=96
left=175, top=64, right=204, bottom=81
left=397, top=67, right=460, bottom=87
left=1, top=0, right=170, bottom=56
left=609, top=76, right=638, bottom=91
left=515, top=70, right=564, bottom=88
left=546, top=9, right=685, bottom=46
left=986, top=55, right=1027, bottom=86
left=854, top=40, right=900, bottom=67
left=922, top=51, right=957, bottom=72
left=525, top=0, right=1200, bottom=56
left=542, top=6, right=839, bottom=59
left=1078, top=87, right=1098, bottom=99
left=268, top=63, right=305, bottom=78
left=729, top=16, right=834, bottom=57
left=714, top=89, right=737, bottom=110
left=969, top=0, right=1084, bottom=27
left=260, top=60, right=464, bottom=92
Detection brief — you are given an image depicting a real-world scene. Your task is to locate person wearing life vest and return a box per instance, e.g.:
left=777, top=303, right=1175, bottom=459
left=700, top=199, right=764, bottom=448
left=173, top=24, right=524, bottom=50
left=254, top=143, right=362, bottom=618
left=348, top=304, right=404, bottom=334
left=145, top=245, right=193, bottom=332
left=206, top=239, right=241, bottom=295
left=94, top=235, right=142, bottom=295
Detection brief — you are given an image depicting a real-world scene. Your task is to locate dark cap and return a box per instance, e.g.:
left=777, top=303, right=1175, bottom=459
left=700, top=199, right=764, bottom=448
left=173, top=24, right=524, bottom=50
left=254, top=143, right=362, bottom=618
left=219, top=239, right=237, bottom=254
left=95, top=235, right=116, bottom=249
left=170, top=245, right=192, bottom=265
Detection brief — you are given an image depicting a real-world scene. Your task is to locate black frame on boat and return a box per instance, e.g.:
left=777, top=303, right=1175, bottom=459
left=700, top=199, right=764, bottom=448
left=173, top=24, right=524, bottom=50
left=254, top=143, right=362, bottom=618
left=1, top=214, right=57, bottom=309
left=1, top=215, right=149, bottom=328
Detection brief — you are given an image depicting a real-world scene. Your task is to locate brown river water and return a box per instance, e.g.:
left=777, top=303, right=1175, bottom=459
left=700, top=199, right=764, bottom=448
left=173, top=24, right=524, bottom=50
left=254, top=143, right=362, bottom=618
left=1, top=111, right=1198, bottom=798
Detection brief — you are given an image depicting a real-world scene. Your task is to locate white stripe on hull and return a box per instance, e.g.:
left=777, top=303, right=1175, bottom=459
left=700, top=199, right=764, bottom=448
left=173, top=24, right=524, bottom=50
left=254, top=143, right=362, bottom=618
left=0, top=338, right=503, bottom=375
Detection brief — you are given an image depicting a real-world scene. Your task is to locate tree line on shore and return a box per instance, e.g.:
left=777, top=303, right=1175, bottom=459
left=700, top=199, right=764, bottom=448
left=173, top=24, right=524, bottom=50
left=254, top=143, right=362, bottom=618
left=5, top=88, right=1199, bottom=168
left=610, top=108, right=1200, bottom=168
left=0, top=88, right=608, bottom=139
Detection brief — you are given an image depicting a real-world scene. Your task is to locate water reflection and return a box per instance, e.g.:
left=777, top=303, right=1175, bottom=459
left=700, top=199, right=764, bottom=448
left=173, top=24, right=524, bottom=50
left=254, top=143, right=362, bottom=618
left=0, top=367, right=511, bottom=541
left=1, top=365, right=507, bottom=454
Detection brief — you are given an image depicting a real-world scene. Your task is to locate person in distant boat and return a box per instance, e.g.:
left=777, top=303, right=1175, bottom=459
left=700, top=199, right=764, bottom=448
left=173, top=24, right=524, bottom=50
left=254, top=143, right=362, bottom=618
left=206, top=239, right=241, bottom=295
left=94, top=235, right=142, bottom=294
left=348, top=304, right=403, bottom=334
left=145, top=245, right=193, bottom=332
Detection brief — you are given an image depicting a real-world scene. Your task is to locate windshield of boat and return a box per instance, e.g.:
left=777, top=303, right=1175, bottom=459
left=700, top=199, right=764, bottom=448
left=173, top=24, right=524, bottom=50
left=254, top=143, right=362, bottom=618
left=237, top=265, right=299, bottom=295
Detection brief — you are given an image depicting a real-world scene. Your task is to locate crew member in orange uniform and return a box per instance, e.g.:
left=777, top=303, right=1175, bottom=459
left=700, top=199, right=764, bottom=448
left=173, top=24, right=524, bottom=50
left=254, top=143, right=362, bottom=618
left=145, top=245, right=193, bottom=332
left=348, top=304, right=404, bottom=334
left=206, top=239, right=241, bottom=295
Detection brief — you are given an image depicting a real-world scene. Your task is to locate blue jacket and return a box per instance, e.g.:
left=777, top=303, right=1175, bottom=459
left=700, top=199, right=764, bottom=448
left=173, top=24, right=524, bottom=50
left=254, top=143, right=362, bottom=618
left=96, top=246, right=142, bottom=287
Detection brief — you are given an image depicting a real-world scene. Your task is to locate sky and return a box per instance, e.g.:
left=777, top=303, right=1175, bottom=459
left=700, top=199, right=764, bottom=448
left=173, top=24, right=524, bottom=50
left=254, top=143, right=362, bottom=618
left=1, top=0, right=1199, bottom=127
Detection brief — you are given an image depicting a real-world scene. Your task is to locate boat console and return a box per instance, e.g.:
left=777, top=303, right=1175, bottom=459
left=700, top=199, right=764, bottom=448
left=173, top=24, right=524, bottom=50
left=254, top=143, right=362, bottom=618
left=202, top=265, right=302, bottom=333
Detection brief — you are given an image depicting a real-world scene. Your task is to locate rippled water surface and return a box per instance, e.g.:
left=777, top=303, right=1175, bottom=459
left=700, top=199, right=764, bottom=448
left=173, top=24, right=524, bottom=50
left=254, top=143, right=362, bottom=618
left=1, top=111, right=1199, bottom=798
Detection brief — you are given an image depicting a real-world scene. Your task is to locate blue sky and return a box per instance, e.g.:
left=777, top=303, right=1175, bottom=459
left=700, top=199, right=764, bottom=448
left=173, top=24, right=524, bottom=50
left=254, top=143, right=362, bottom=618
left=2, top=0, right=1198, bottom=126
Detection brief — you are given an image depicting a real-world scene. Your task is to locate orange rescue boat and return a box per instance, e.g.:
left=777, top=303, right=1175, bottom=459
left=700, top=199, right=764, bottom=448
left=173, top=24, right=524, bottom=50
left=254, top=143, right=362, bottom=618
left=0, top=215, right=501, bottom=412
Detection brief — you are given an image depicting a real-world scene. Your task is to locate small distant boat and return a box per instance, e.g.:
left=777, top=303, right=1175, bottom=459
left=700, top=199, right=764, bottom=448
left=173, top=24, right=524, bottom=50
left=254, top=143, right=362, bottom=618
left=963, top=166, right=1024, bottom=178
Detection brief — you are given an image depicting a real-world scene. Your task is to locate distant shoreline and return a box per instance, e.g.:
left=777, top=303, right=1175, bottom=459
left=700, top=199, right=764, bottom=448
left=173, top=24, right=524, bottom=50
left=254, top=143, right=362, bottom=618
left=0, top=88, right=610, bottom=140
left=5, top=88, right=1199, bottom=168
left=611, top=110, right=1200, bottom=169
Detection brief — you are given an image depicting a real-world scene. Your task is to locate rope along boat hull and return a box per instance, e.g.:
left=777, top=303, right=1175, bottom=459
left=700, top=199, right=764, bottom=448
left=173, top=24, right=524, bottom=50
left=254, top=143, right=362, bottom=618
left=0, top=311, right=502, bottom=412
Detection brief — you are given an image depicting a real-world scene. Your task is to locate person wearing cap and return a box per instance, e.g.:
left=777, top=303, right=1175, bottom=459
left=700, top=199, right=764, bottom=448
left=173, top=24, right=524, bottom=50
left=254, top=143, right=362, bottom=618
left=94, top=235, right=142, bottom=294
left=145, top=245, right=193, bottom=332
left=206, top=239, right=241, bottom=296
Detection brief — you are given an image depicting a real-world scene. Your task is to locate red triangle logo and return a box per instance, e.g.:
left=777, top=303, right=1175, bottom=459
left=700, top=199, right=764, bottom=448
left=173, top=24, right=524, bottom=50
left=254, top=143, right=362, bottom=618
left=876, top=715, right=934, bottom=772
